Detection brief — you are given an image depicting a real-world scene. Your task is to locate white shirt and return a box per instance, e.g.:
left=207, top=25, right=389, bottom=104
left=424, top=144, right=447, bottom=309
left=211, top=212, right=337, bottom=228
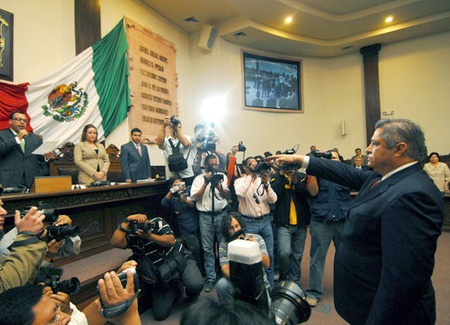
left=234, top=174, right=277, bottom=217
left=191, top=172, right=229, bottom=212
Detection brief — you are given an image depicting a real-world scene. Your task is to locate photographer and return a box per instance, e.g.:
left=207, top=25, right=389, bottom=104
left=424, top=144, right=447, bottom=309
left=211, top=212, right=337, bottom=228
left=216, top=213, right=270, bottom=304
left=111, top=213, right=203, bottom=321
left=191, top=123, right=226, bottom=176
left=0, top=212, right=81, bottom=264
left=270, top=161, right=310, bottom=283
left=161, top=177, right=202, bottom=270
left=0, top=190, right=47, bottom=293
left=0, top=266, right=141, bottom=325
left=234, top=156, right=277, bottom=288
left=191, top=154, right=230, bottom=292
left=156, top=115, right=195, bottom=185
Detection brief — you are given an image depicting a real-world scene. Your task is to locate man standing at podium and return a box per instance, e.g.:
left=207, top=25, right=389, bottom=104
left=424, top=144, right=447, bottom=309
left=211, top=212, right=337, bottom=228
left=121, top=128, right=152, bottom=183
left=0, top=110, right=51, bottom=189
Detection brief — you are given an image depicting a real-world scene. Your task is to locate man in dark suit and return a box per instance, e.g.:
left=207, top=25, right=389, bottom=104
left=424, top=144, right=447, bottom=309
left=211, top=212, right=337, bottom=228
left=120, top=128, right=151, bottom=183
left=270, top=118, right=444, bottom=325
left=0, top=110, right=47, bottom=189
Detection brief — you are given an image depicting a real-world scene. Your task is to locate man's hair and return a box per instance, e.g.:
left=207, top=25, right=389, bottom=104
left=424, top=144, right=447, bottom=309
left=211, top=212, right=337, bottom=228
left=375, top=118, right=427, bottom=162
left=180, top=297, right=273, bottom=325
left=130, top=127, right=142, bottom=134
left=204, top=154, right=217, bottom=169
left=220, top=213, right=246, bottom=242
left=9, top=110, right=26, bottom=120
left=168, top=175, right=182, bottom=186
left=0, top=284, right=43, bottom=325
left=242, top=156, right=255, bottom=167
left=81, top=124, right=98, bottom=142
left=355, top=147, right=361, bottom=152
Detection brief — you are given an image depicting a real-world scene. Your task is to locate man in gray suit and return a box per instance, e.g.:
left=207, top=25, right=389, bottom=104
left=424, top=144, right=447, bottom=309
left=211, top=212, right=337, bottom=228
left=0, top=110, right=50, bottom=189
left=120, top=128, right=152, bottom=183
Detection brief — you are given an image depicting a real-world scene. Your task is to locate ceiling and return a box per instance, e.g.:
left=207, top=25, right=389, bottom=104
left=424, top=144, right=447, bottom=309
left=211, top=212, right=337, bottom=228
left=140, top=0, right=450, bottom=57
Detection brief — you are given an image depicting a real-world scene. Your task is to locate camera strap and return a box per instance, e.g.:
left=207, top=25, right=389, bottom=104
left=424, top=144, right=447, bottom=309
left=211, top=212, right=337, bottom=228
left=101, top=289, right=140, bottom=318
left=168, top=138, right=192, bottom=161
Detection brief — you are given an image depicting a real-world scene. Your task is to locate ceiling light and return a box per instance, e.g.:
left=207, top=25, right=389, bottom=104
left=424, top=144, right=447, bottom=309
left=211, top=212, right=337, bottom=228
left=233, top=31, right=247, bottom=39
left=385, top=16, right=394, bottom=23
left=184, top=16, right=199, bottom=24
left=285, top=16, right=293, bottom=24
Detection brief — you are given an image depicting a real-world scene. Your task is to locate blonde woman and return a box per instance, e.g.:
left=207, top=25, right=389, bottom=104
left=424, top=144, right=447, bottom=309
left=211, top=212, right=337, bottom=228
left=74, top=124, right=110, bottom=184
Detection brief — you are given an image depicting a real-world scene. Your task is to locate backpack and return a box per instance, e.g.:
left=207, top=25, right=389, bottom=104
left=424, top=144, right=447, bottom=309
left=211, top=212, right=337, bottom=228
left=167, top=139, right=189, bottom=172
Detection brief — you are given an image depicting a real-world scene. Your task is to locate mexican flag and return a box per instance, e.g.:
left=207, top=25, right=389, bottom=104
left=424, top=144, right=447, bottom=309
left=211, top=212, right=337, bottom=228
left=0, top=19, right=130, bottom=146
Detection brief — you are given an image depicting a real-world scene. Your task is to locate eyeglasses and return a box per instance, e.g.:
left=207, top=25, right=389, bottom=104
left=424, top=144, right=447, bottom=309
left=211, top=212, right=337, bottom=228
left=12, top=117, right=28, bottom=123
left=45, top=304, right=61, bottom=324
left=253, top=194, right=260, bottom=204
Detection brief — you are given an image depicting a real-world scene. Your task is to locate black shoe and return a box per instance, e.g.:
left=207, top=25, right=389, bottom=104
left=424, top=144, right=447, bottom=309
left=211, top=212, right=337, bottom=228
left=204, top=280, right=215, bottom=292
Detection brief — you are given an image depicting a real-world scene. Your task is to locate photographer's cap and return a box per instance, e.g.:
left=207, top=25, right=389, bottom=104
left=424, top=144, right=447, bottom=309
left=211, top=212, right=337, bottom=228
left=228, top=240, right=261, bottom=265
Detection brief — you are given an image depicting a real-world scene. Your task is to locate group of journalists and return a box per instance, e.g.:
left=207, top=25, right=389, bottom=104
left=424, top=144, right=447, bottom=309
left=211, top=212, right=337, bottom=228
left=0, top=114, right=445, bottom=324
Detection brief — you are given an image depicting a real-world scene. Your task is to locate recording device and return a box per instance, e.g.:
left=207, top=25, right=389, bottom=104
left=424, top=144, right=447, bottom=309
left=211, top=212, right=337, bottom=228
left=45, top=274, right=81, bottom=295
left=228, top=240, right=311, bottom=324
left=21, top=202, right=59, bottom=223
left=36, top=266, right=80, bottom=295
left=97, top=268, right=141, bottom=319
left=209, top=172, right=224, bottom=186
left=129, top=218, right=162, bottom=234
left=170, top=115, right=181, bottom=127
left=199, top=141, right=216, bottom=152
left=47, top=224, right=80, bottom=242
left=282, top=148, right=300, bottom=170
left=238, top=141, right=246, bottom=152
left=254, top=160, right=272, bottom=174
left=171, top=181, right=186, bottom=197
left=311, top=149, right=332, bottom=160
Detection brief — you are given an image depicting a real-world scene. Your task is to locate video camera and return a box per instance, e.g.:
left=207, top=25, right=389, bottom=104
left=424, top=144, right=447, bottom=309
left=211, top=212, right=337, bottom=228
left=228, top=240, right=311, bottom=324
left=129, top=218, right=163, bottom=234
left=311, top=149, right=333, bottom=160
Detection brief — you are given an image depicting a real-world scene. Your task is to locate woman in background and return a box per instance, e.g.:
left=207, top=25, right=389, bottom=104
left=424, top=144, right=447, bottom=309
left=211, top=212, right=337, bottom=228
left=74, top=124, right=110, bottom=184
left=423, top=152, right=450, bottom=192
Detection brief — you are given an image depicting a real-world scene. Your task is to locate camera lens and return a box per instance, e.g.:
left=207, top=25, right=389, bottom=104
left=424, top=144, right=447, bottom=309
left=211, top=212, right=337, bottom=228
left=269, top=281, right=311, bottom=324
left=57, top=277, right=81, bottom=295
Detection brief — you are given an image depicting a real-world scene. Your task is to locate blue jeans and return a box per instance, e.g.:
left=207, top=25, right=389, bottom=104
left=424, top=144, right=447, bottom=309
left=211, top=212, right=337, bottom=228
left=307, top=219, right=345, bottom=300
left=276, top=225, right=307, bottom=282
left=243, top=215, right=275, bottom=288
left=199, top=210, right=226, bottom=282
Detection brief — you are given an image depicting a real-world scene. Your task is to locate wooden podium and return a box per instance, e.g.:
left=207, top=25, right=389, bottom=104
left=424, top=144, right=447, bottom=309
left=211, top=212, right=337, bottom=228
left=30, top=176, right=72, bottom=194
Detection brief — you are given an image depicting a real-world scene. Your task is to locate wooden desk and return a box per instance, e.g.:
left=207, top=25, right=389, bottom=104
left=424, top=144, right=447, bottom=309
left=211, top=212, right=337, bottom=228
left=2, top=181, right=169, bottom=265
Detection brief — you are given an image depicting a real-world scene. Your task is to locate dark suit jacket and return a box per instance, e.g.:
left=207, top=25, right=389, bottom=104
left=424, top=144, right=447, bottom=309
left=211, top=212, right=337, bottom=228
left=120, top=141, right=151, bottom=182
left=307, top=157, right=444, bottom=325
left=0, top=128, right=43, bottom=188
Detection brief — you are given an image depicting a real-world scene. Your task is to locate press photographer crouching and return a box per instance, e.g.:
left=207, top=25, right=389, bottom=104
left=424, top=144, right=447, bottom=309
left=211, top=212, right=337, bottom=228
left=0, top=202, right=81, bottom=265
left=217, top=213, right=311, bottom=325
left=111, top=213, right=203, bottom=321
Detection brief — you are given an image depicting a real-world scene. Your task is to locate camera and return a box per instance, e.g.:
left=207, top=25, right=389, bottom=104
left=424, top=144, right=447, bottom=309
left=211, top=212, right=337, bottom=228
left=199, top=141, right=216, bottom=152
left=117, top=268, right=140, bottom=292
left=311, top=149, right=333, bottom=160
left=255, top=161, right=272, bottom=174
left=228, top=240, right=311, bottom=324
left=47, top=224, right=80, bottom=242
left=281, top=148, right=300, bottom=170
left=21, top=202, right=59, bottom=223
left=170, top=115, right=181, bottom=127
left=45, top=274, right=81, bottom=295
left=238, top=141, right=246, bottom=152
left=129, top=218, right=162, bottom=234
left=210, top=172, right=224, bottom=186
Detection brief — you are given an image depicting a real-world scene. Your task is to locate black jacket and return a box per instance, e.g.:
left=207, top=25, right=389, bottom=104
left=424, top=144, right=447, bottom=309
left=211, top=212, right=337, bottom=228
left=270, top=171, right=310, bottom=227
